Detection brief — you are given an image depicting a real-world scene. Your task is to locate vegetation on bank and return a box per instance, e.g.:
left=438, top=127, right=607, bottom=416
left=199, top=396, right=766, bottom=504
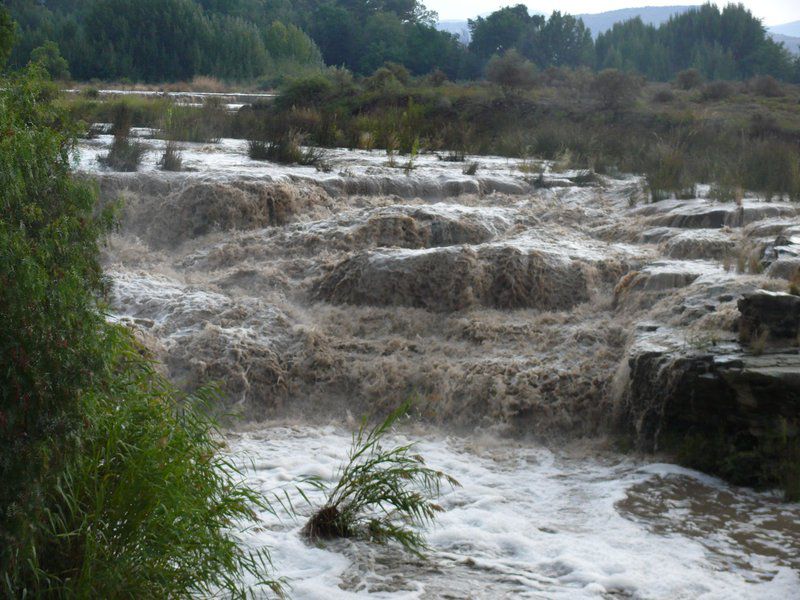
left=5, top=2, right=800, bottom=86
left=68, top=62, right=800, bottom=201
left=0, top=64, right=282, bottom=597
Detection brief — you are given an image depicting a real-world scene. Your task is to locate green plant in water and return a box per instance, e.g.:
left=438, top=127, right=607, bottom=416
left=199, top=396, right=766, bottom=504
left=403, top=136, right=420, bottom=175
left=159, top=139, right=184, bottom=171
left=302, top=401, right=458, bottom=555
left=98, top=101, right=146, bottom=171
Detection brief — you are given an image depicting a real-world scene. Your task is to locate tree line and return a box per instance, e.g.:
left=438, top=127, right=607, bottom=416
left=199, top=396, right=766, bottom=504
left=4, top=1, right=799, bottom=84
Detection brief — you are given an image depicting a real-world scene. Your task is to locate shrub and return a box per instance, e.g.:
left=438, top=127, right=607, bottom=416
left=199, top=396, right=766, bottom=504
left=99, top=136, right=147, bottom=171
left=164, top=98, right=225, bottom=143
left=646, top=144, right=694, bottom=201
left=592, top=69, right=642, bottom=112
left=1, top=68, right=112, bottom=567
left=159, top=140, right=184, bottom=171
left=248, top=129, right=327, bottom=168
left=1, top=66, right=280, bottom=598
left=750, top=75, right=784, bottom=98
left=275, top=73, right=334, bottom=110
left=302, top=401, right=458, bottom=554
left=99, top=101, right=147, bottom=171
left=486, top=50, right=537, bottom=95
left=741, top=139, right=800, bottom=200
left=700, top=80, right=734, bottom=102
left=675, top=68, right=703, bottom=90
left=653, top=87, right=675, bottom=103
left=463, top=161, right=479, bottom=175
left=29, top=40, right=70, bottom=81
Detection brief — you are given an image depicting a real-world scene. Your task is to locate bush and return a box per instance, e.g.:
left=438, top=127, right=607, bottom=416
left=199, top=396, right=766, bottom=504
left=486, top=50, right=537, bottom=94
left=159, top=140, right=183, bottom=171
left=592, top=69, right=642, bottom=112
left=99, top=100, right=147, bottom=171
left=750, top=75, right=784, bottom=98
left=646, top=144, right=695, bottom=201
left=675, top=68, right=703, bottom=90
left=164, top=98, right=225, bottom=143
left=29, top=41, right=70, bottom=81
left=700, top=80, right=734, bottom=102
left=741, top=140, right=800, bottom=200
left=17, top=334, right=283, bottom=598
left=652, top=87, right=676, bottom=103
left=1, top=67, right=280, bottom=598
left=99, top=136, right=147, bottom=171
left=302, top=401, right=458, bottom=554
left=1, top=68, right=111, bottom=566
left=248, top=129, right=327, bottom=168
left=275, top=73, right=334, bottom=110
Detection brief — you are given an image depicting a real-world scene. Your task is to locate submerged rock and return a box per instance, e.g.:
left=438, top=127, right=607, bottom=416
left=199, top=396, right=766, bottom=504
left=313, top=239, right=632, bottom=312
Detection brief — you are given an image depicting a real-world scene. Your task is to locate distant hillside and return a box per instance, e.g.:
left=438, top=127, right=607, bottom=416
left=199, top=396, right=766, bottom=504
left=438, top=8, right=800, bottom=56
left=437, top=6, right=699, bottom=43
left=769, top=20, right=800, bottom=37
left=577, top=6, right=696, bottom=37
left=437, top=19, right=470, bottom=43
left=771, top=33, right=800, bottom=55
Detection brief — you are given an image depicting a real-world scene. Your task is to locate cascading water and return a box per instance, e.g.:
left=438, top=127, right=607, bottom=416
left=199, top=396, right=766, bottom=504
left=81, top=131, right=800, bottom=597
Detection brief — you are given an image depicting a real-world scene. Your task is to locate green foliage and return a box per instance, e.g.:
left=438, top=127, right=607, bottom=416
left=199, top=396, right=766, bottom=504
left=98, top=101, right=146, bottom=171
left=7, top=330, right=283, bottom=597
left=0, top=7, right=15, bottom=69
left=302, top=401, right=458, bottom=554
left=1, top=65, right=279, bottom=598
left=675, top=68, right=703, bottom=90
left=248, top=129, right=327, bottom=168
left=160, top=140, right=184, bottom=171
left=6, top=0, right=323, bottom=83
left=596, top=4, right=797, bottom=82
left=164, top=98, right=226, bottom=143
left=1, top=67, right=112, bottom=561
left=470, top=7, right=593, bottom=70
left=592, top=68, right=642, bottom=112
left=30, top=40, right=70, bottom=80
left=486, top=50, right=538, bottom=94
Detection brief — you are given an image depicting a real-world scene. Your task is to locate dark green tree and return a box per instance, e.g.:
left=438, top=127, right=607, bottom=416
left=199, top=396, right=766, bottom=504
left=30, top=41, right=70, bottom=80
left=0, top=7, right=15, bottom=68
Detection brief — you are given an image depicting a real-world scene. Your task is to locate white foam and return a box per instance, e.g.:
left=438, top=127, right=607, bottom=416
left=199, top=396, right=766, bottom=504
left=229, top=426, right=800, bottom=599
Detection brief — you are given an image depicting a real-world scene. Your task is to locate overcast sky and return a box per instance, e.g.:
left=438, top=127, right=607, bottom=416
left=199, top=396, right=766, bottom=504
left=427, top=1, right=800, bottom=27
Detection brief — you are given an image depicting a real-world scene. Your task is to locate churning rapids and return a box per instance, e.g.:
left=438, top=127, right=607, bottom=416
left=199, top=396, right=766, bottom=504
left=79, top=131, right=800, bottom=598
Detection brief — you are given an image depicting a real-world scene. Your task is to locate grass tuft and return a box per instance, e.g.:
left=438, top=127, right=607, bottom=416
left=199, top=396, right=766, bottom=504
left=302, top=401, right=458, bottom=555
left=159, top=140, right=184, bottom=171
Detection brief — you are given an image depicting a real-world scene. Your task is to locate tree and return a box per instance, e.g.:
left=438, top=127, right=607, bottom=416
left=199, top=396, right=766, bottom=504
left=532, top=11, right=593, bottom=68
left=469, top=5, right=540, bottom=60
left=0, top=7, right=14, bottom=68
left=30, top=40, right=70, bottom=80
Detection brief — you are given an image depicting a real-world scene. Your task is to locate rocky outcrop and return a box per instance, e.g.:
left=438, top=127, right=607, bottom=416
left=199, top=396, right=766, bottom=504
left=313, top=238, right=634, bottom=312
left=738, top=290, right=800, bottom=342
left=621, top=294, right=800, bottom=497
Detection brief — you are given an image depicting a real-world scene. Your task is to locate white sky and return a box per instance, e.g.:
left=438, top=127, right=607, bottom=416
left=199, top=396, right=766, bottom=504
left=427, top=1, right=800, bottom=27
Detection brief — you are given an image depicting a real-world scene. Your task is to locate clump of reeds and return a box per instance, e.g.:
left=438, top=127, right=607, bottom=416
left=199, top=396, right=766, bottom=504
left=159, top=140, right=184, bottom=171
left=302, top=401, right=458, bottom=554
left=98, top=102, right=146, bottom=171
left=248, top=129, right=327, bottom=168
